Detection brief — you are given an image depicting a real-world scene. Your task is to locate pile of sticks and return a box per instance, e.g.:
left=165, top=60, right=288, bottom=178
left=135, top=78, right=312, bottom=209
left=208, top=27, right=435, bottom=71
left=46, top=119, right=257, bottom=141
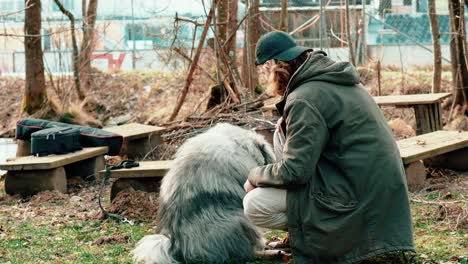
left=157, top=96, right=276, bottom=159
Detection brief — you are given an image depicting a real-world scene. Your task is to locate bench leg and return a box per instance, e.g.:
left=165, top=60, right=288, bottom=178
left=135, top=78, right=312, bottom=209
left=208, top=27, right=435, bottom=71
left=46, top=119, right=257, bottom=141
left=64, top=155, right=105, bottom=181
left=110, top=178, right=162, bottom=201
left=16, top=139, right=31, bottom=157
left=404, top=161, right=426, bottom=192
left=413, top=103, right=441, bottom=135
left=124, top=135, right=163, bottom=159
left=5, top=167, right=67, bottom=196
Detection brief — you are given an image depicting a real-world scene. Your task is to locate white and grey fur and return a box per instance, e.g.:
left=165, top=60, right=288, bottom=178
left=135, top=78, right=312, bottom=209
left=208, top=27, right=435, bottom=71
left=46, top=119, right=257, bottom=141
left=132, top=123, right=276, bottom=264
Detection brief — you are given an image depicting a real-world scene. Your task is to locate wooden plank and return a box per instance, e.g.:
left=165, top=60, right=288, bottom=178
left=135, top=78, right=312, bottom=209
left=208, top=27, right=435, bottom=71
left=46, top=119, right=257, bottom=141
left=428, top=104, right=436, bottom=132
left=435, top=103, right=442, bottom=130
left=413, top=105, right=424, bottom=135
left=423, top=105, right=432, bottom=133
left=414, top=104, right=436, bottom=135
left=397, top=131, right=468, bottom=164
left=0, top=147, right=108, bottom=171
left=262, top=93, right=451, bottom=113
left=373, top=93, right=451, bottom=106
left=104, top=123, right=166, bottom=140
left=98, top=160, right=173, bottom=179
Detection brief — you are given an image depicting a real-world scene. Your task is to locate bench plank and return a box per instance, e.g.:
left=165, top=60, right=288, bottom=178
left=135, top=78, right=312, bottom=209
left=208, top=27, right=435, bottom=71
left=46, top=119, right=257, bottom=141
left=104, top=123, right=165, bottom=140
left=398, top=131, right=468, bottom=164
left=99, top=160, right=172, bottom=178
left=0, top=147, right=108, bottom=171
left=261, top=93, right=451, bottom=113
left=373, top=93, right=451, bottom=106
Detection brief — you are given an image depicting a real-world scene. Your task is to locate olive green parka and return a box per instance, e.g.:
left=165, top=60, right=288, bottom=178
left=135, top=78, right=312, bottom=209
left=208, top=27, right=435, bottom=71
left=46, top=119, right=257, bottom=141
left=248, top=51, right=414, bottom=263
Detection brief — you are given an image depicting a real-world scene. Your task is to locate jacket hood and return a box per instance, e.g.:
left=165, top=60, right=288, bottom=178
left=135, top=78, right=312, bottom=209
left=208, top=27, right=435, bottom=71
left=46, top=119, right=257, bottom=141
left=275, top=51, right=360, bottom=115
left=289, top=51, right=360, bottom=89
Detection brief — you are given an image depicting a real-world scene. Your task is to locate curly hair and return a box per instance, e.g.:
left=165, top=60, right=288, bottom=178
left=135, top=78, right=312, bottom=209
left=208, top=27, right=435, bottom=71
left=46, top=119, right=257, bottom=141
left=267, top=51, right=310, bottom=96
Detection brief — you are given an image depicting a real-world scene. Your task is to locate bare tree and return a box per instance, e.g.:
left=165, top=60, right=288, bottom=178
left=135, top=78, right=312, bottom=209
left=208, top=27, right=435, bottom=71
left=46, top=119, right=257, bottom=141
left=279, top=0, right=288, bottom=31
left=53, top=0, right=84, bottom=100
left=427, top=0, right=441, bottom=93
left=79, top=0, right=98, bottom=93
left=345, top=0, right=355, bottom=65
left=242, top=0, right=259, bottom=95
left=226, top=0, right=238, bottom=68
left=23, top=0, right=48, bottom=115
left=448, top=0, right=468, bottom=111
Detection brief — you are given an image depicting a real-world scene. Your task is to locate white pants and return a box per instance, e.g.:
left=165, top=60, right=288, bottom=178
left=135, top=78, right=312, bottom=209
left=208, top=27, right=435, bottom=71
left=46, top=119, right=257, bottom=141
left=243, top=187, right=288, bottom=231
left=243, top=120, right=288, bottom=231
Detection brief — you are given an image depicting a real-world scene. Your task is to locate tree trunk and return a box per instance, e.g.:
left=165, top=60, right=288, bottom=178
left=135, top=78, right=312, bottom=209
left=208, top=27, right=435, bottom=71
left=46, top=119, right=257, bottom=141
left=448, top=0, right=468, bottom=109
left=79, top=0, right=98, bottom=93
left=216, top=0, right=228, bottom=83
left=226, top=0, right=238, bottom=69
left=242, top=0, right=259, bottom=95
left=279, top=0, right=288, bottom=31
left=53, top=0, right=83, bottom=100
left=345, top=0, right=355, bottom=65
left=217, top=0, right=228, bottom=43
left=22, top=0, right=47, bottom=115
left=427, top=0, right=442, bottom=93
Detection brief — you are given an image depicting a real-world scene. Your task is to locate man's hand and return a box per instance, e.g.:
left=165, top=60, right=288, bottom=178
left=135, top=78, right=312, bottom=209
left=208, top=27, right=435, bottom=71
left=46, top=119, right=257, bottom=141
left=244, top=180, right=256, bottom=193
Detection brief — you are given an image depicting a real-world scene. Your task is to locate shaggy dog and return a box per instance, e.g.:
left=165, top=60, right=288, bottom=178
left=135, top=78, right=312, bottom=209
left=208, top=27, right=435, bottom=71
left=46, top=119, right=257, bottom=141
left=132, top=123, right=276, bottom=264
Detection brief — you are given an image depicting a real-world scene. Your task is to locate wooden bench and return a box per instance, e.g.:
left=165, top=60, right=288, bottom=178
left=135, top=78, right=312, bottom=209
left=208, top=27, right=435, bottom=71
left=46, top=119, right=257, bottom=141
left=397, top=130, right=468, bottom=191
left=0, top=147, right=108, bottom=196
left=103, top=123, right=166, bottom=159
left=101, top=131, right=468, bottom=196
left=374, top=93, right=451, bottom=135
left=261, top=93, right=451, bottom=135
left=98, top=160, right=172, bottom=201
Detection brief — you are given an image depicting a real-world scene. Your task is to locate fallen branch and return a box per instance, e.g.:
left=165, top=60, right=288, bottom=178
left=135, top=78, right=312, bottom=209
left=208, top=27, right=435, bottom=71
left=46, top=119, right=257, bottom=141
left=410, top=198, right=467, bottom=205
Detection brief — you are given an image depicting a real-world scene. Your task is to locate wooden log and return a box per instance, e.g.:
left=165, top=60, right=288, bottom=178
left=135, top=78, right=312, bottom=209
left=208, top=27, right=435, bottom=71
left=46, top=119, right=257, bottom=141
left=5, top=167, right=67, bottom=196
left=404, top=161, right=426, bottom=192
left=16, top=139, right=31, bottom=157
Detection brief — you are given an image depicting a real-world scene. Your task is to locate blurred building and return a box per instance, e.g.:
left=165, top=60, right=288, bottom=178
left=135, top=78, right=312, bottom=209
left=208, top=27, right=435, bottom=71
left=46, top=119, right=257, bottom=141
left=0, top=0, right=466, bottom=74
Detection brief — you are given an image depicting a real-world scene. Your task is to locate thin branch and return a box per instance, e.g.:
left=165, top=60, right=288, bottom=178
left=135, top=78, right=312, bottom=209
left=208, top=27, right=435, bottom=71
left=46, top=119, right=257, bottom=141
left=172, top=47, right=217, bottom=83
left=222, top=12, right=251, bottom=49
left=0, top=0, right=33, bottom=17
left=0, top=27, right=80, bottom=38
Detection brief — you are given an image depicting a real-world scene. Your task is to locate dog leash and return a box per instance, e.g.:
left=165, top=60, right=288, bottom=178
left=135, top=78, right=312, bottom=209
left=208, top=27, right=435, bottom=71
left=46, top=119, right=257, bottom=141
left=98, top=160, right=139, bottom=225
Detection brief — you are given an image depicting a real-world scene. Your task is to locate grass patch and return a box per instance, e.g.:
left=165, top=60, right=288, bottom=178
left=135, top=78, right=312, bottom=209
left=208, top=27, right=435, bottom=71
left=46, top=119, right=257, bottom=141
left=0, top=179, right=466, bottom=263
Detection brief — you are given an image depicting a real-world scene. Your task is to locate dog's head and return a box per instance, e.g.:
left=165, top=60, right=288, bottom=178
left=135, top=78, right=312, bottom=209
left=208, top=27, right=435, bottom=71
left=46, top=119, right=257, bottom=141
left=211, top=123, right=276, bottom=166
